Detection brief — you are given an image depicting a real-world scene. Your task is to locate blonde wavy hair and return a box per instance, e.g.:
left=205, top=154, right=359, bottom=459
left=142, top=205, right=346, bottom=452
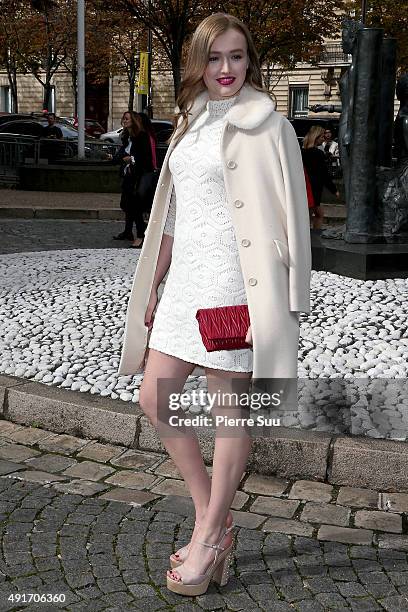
left=303, top=126, right=325, bottom=149
left=170, top=12, right=273, bottom=142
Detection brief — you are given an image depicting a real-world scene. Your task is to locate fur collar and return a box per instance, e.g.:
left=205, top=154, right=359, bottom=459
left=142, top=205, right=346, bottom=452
left=182, top=83, right=276, bottom=130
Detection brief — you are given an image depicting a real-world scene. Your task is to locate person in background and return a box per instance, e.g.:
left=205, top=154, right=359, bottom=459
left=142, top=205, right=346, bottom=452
left=321, top=128, right=339, bottom=157
left=137, top=112, right=158, bottom=216
left=42, top=113, right=63, bottom=139
left=113, top=111, right=154, bottom=247
left=302, top=125, right=340, bottom=230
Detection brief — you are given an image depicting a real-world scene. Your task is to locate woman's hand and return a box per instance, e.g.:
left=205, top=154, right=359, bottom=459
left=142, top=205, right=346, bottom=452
left=123, top=155, right=132, bottom=164
left=335, top=190, right=340, bottom=198
left=145, top=288, right=158, bottom=330
left=245, top=325, right=252, bottom=346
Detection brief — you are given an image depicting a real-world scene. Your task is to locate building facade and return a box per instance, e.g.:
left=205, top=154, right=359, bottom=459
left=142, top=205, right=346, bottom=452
left=0, top=40, right=398, bottom=129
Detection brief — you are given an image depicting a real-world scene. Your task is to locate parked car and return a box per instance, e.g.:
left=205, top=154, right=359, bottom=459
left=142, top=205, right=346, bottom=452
left=100, top=119, right=173, bottom=144
left=0, top=118, right=114, bottom=162
left=60, top=117, right=105, bottom=138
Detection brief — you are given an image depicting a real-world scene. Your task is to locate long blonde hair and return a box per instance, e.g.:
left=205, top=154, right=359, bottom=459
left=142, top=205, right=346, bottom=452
left=171, top=13, right=273, bottom=142
left=303, top=126, right=325, bottom=149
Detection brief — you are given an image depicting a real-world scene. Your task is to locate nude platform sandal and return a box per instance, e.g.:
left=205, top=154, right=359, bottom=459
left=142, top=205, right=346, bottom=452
left=166, top=525, right=234, bottom=596
left=170, top=515, right=234, bottom=569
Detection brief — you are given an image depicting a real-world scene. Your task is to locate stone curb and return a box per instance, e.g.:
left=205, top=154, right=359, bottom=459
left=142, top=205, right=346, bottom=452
left=0, top=204, right=345, bottom=223
left=0, top=207, right=123, bottom=220
left=1, top=374, right=407, bottom=490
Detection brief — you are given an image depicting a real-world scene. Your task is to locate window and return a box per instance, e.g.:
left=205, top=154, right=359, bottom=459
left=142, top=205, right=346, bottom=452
left=0, top=86, right=12, bottom=113
left=289, top=85, right=309, bottom=118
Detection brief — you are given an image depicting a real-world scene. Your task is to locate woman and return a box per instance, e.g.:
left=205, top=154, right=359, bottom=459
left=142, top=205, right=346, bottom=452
left=136, top=112, right=158, bottom=215
left=302, top=125, right=340, bottom=230
left=118, top=13, right=311, bottom=595
left=113, top=111, right=153, bottom=248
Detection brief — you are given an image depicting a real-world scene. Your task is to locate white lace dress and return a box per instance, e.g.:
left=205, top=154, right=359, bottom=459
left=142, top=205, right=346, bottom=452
left=148, top=96, right=253, bottom=372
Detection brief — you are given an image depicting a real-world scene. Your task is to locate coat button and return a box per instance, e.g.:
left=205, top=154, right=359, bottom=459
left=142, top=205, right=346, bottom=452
left=227, top=160, right=237, bottom=169
left=241, top=239, right=251, bottom=247
left=234, top=200, right=243, bottom=208
left=248, top=278, right=257, bottom=286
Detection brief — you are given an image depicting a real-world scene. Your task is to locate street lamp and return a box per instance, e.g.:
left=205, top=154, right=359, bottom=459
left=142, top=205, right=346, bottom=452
left=77, top=0, right=85, bottom=159
left=361, top=0, right=367, bottom=25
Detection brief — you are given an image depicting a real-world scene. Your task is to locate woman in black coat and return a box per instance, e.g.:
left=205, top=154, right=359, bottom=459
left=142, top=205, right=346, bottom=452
left=302, top=126, right=340, bottom=230
left=113, top=111, right=154, bottom=248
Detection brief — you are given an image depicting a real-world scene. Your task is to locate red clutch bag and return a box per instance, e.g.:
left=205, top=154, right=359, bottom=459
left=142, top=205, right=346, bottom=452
left=195, top=305, right=250, bottom=352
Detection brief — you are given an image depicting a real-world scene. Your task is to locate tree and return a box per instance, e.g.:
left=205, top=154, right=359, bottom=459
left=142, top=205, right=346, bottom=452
left=345, top=0, right=408, bottom=72
left=220, top=0, right=344, bottom=68
left=119, top=0, right=219, bottom=99
left=0, top=0, right=33, bottom=112
left=86, top=3, right=146, bottom=110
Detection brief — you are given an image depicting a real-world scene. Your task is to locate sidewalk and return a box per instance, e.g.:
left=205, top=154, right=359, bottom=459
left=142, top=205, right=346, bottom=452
left=1, top=417, right=408, bottom=611
left=0, top=191, right=122, bottom=220
left=0, top=190, right=346, bottom=224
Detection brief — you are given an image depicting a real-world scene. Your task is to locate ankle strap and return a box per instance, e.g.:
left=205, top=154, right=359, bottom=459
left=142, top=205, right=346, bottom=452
left=197, top=524, right=235, bottom=564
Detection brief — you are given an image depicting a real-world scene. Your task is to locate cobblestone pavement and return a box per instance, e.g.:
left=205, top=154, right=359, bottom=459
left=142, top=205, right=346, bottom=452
left=0, top=420, right=408, bottom=611
left=0, top=220, right=133, bottom=254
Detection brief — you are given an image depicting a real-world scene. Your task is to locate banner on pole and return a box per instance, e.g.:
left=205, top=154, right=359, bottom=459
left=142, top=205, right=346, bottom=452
left=136, top=52, right=149, bottom=95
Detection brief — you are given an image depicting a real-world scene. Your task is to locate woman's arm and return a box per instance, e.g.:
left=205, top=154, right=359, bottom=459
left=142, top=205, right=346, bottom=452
left=144, top=187, right=176, bottom=329
left=131, top=131, right=154, bottom=173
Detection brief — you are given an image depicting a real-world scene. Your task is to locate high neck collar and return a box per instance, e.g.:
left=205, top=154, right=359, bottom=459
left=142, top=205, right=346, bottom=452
left=206, top=95, right=238, bottom=117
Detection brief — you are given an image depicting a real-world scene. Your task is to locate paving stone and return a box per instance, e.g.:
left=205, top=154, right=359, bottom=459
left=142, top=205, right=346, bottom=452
left=337, top=581, right=369, bottom=597
left=110, top=449, right=162, bottom=470
left=377, top=535, right=408, bottom=552
left=38, top=434, right=90, bottom=455
left=62, top=461, right=115, bottom=483
left=150, top=477, right=189, bottom=496
left=151, top=494, right=195, bottom=517
left=53, top=480, right=110, bottom=496
left=380, top=493, right=408, bottom=514
left=99, top=487, right=159, bottom=506
left=9, top=470, right=68, bottom=484
left=153, top=457, right=212, bottom=478
left=242, top=473, right=289, bottom=496
left=318, top=525, right=372, bottom=545
left=288, top=480, right=333, bottom=503
left=76, top=441, right=127, bottom=463
left=250, top=496, right=299, bottom=518
left=358, top=569, right=392, bottom=584
left=328, top=566, right=357, bottom=581
left=231, top=490, right=249, bottom=510
left=0, top=443, right=41, bottom=462
left=350, top=545, right=378, bottom=559
left=5, top=427, right=54, bottom=446
left=315, top=592, right=348, bottom=609
left=365, top=583, right=399, bottom=598
left=0, top=420, right=24, bottom=436
left=300, top=501, right=351, bottom=526
left=378, top=596, right=408, bottom=612
left=25, top=453, right=77, bottom=473
left=0, top=459, right=25, bottom=475
left=347, top=595, right=382, bottom=610
left=105, top=470, right=156, bottom=490
left=303, top=576, right=338, bottom=593
left=355, top=510, right=402, bottom=533
left=262, top=517, right=314, bottom=537
left=336, top=486, right=379, bottom=509
left=231, top=509, right=267, bottom=529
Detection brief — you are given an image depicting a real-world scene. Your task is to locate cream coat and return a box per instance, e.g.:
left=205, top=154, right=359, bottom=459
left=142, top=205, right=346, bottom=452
left=118, top=83, right=311, bottom=380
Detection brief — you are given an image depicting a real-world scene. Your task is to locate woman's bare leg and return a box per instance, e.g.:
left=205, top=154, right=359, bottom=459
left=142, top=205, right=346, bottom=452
left=168, top=367, right=252, bottom=581
left=140, top=349, right=211, bottom=522
left=313, top=205, right=324, bottom=229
